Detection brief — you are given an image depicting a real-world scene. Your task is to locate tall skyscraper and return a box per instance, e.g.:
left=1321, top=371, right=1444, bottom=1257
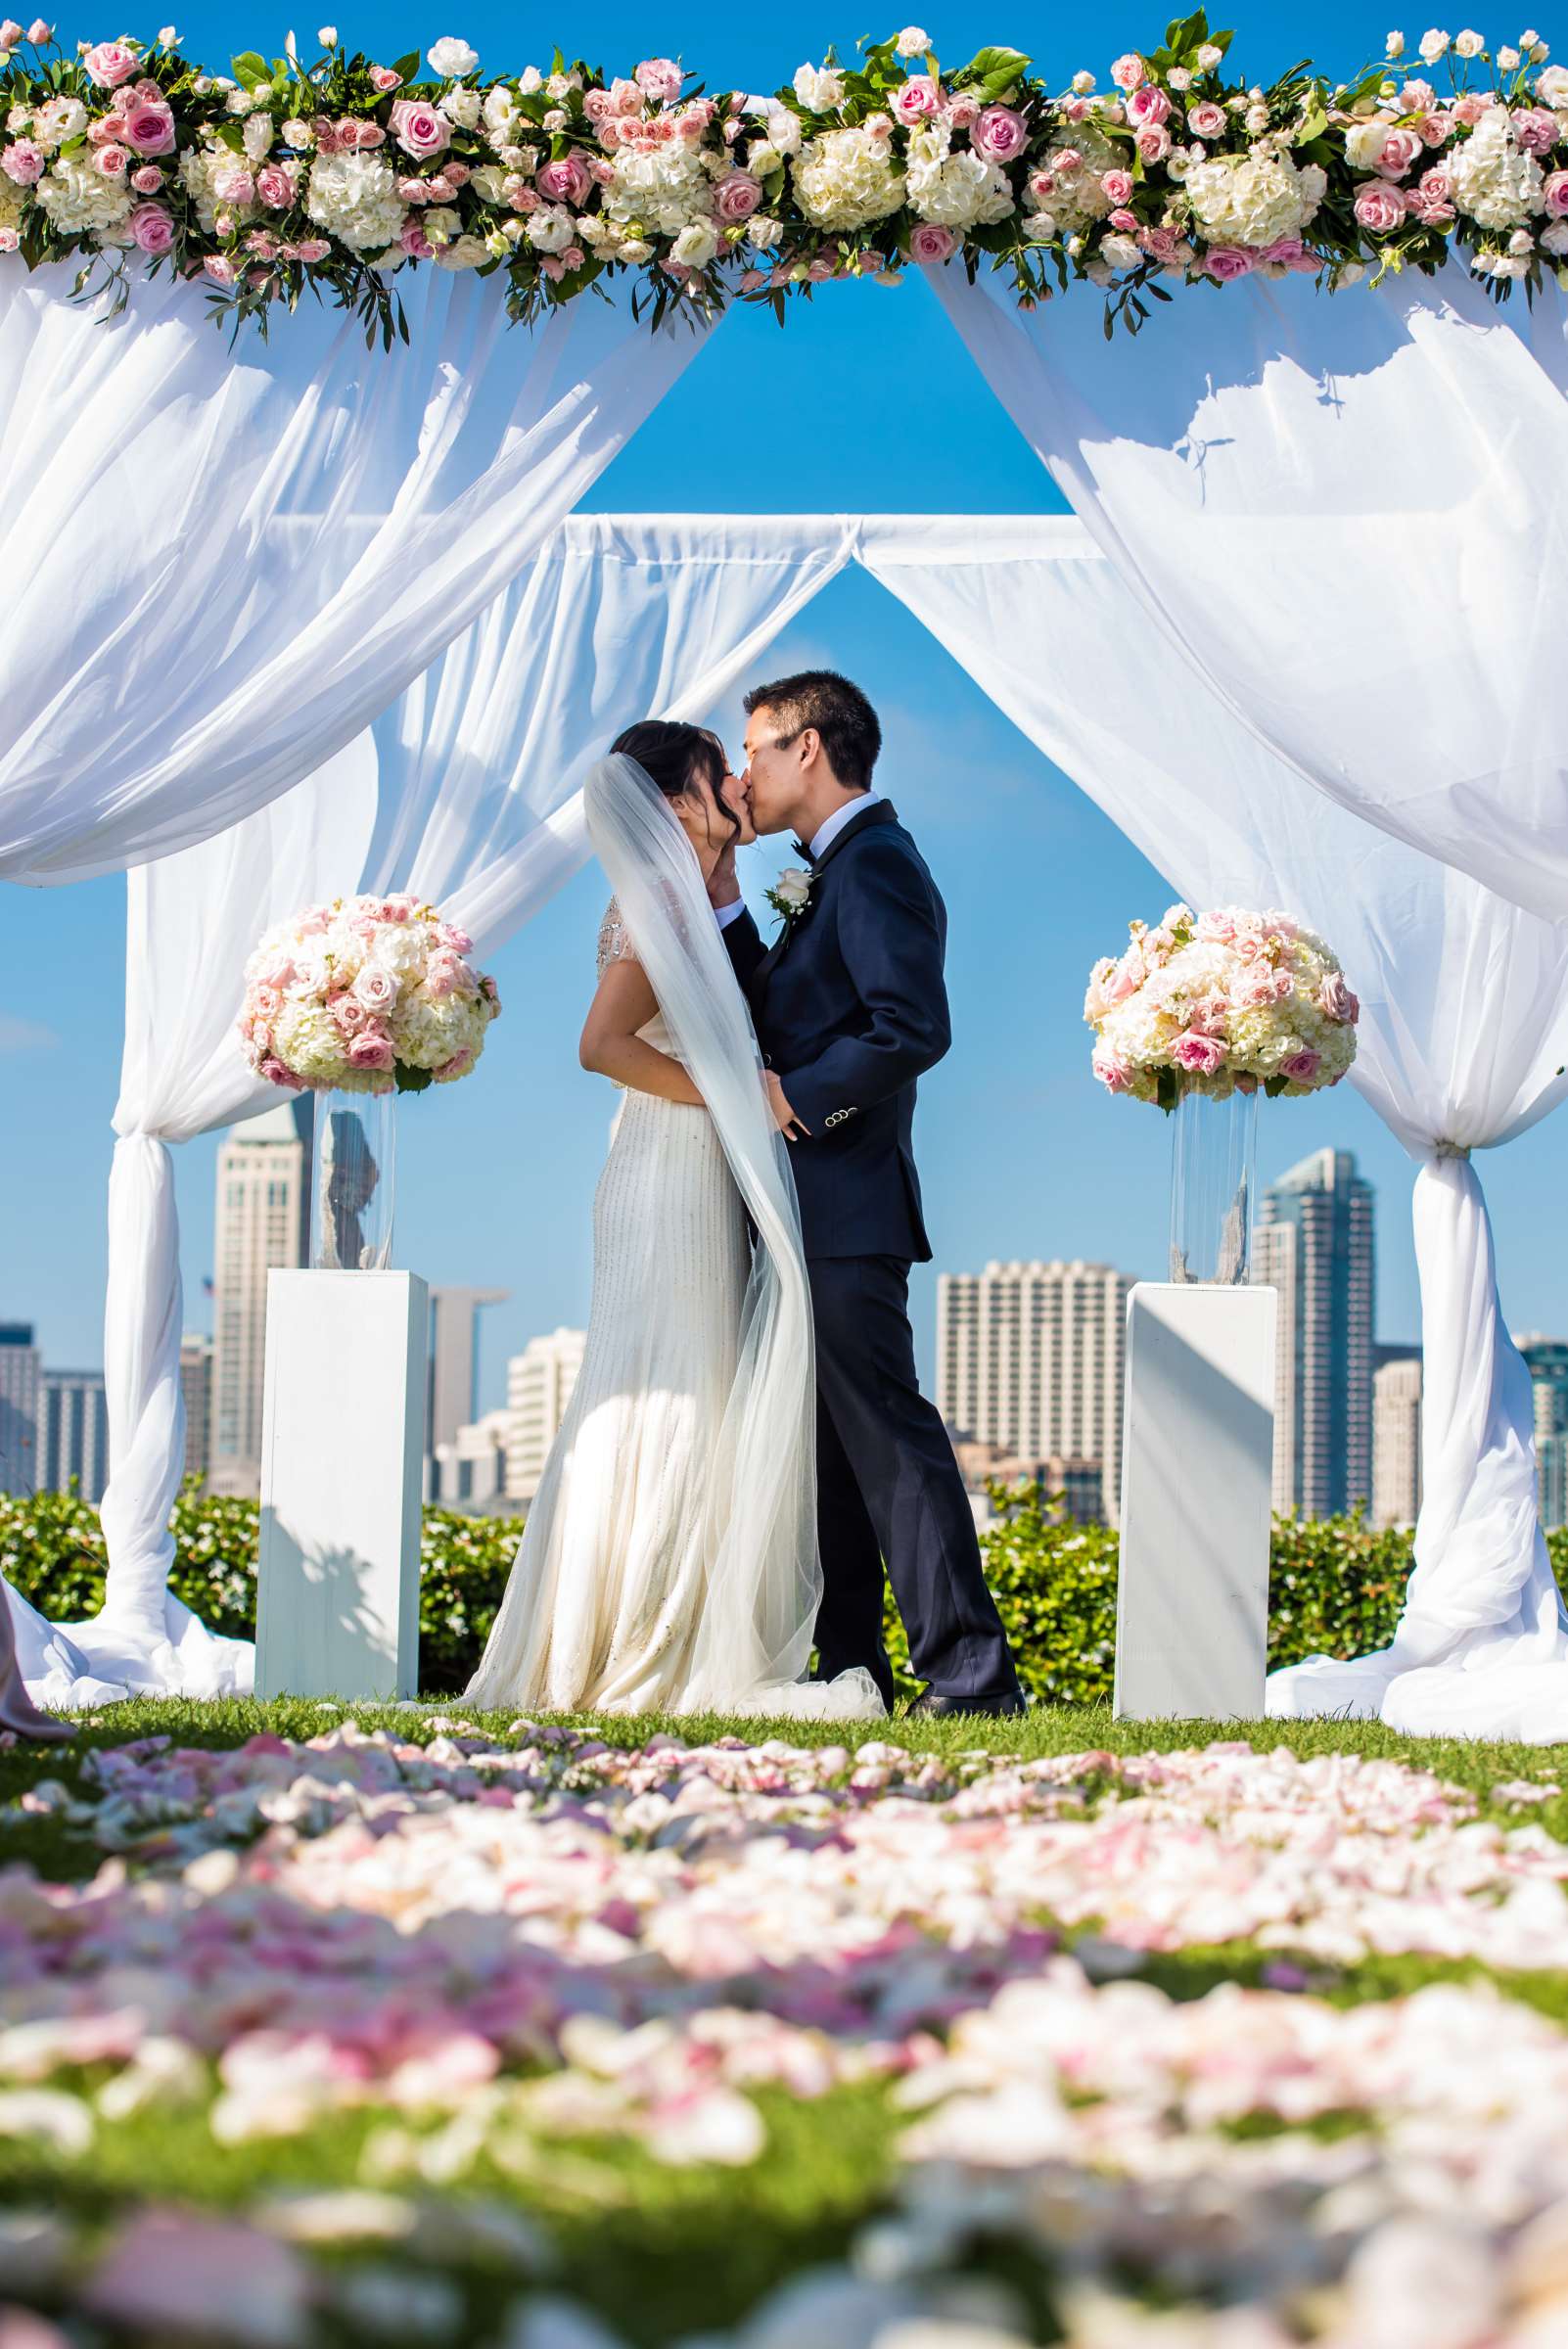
left=0, top=1323, right=41, bottom=1496
left=38, top=1370, right=110, bottom=1505
left=1252, top=1148, right=1375, bottom=1518
left=1517, top=1335, right=1568, bottom=1532
left=209, top=1097, right=312, bottom=1497
left=1371, top=1355, right=1422, bottom=1530
left=179, top=1334, right=215, bottom=1489
left=504, top=1328, right=586, bottom=1502
left=428, top=1287, right=510, bottom=1459
left=936, top=1260, right=1134, bottom=1525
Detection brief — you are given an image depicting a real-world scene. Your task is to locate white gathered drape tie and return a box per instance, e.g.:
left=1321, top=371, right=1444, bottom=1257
left=1432, top=1140, right=1473, bottom=1160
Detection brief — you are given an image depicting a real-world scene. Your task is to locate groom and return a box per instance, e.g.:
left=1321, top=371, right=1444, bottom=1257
left=710, top=669, right=1024, bottom=1717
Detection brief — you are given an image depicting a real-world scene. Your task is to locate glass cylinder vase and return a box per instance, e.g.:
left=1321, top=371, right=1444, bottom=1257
left=1169, top=1084, right=1259, bottom=1287
left=310, top=1090, right=396, bottom=1272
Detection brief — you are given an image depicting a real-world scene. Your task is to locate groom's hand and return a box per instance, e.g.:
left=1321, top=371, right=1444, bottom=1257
left=707, top=842, right=743, bottom=913
left=766, top=1072, right=810, bottom=1139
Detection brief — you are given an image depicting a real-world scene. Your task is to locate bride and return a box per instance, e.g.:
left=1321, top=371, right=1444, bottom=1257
left=463, top=723, right=884, bottom=1720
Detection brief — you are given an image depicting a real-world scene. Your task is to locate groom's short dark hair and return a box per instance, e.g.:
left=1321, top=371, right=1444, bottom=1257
left=744, top=670, right=881, bottom=793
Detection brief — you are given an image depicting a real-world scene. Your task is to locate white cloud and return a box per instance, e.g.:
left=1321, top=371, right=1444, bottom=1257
left=0, top=1012, right=59, bottom=1053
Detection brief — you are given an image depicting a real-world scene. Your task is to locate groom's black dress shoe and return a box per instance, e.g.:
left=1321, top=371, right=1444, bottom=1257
left=905, top=1686, right=1029, bottom=1720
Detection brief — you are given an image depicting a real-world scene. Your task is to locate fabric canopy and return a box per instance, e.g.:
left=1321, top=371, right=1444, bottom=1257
left=932, top=264, right=1568, bottom=926
left=0, top=261, right=707, bottom=887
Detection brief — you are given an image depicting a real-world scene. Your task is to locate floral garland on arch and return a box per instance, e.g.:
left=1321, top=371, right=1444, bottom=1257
left=1, top=14, right=1566, bottom=346
left=1084, top=904, right=1360, bottom=1110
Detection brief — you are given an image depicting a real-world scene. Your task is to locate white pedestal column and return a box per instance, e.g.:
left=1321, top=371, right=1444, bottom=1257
left=1115, top=1280, right=1277, bottom=1722
left=256, top=1268, right=428, bottom=1701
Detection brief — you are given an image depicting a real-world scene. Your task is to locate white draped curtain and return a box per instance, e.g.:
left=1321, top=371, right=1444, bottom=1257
left=932, top=265, right=1568, bottom=925
left=0, top=259, right=707, bottom=886
left=14, top=516, right=857, bottom=1708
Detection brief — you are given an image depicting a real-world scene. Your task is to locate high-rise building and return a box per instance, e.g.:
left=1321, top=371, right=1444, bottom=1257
left=38, top=1370, right=110, bottom=1505
left=936, top=1261, right=1134, bottom=1525
left=0, top=1323, right=41, bottom=1496
left=1371, top=1354, right=1422, bottom=1530
left=179, top=1334, right=215, bottom=1489
left=427, top=1286, right=509, bottom=1469
left=1251, top=1148, right=1375, bottom=1518
left=434, top=1408, right=515, bottom=1513
left=504, top=1328, right=586, bottom=1502
left=209, top=1097, right=312, bottom=1497
left=1517, top=1335, right=1568, bottom=1532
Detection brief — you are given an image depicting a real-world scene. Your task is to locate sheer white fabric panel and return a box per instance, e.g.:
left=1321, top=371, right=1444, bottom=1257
left=0, top=262, right=708, bottom=886
left=932, top=264, right=1568, bottom=923
left=869, top=520, right=1568, bottom=1741
left=23, top=517, right=852, bottom=1710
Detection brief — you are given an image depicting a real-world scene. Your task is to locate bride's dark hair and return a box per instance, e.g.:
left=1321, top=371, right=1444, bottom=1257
left=610, top=719, right=739, bottom=840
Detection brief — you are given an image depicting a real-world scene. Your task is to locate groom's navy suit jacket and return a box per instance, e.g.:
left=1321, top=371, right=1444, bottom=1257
left=721, top=800, right=949, bottom=1263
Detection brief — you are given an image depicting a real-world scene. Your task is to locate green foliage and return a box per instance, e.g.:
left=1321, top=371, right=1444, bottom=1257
left=8, top=1482, right=1565, bottom=1709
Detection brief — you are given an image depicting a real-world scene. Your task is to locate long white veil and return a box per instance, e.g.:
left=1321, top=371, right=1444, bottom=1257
left=583, top=752, right=882, bottom=1718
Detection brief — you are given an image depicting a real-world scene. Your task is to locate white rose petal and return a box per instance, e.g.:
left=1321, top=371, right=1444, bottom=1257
left=895, top=26, right=931, bottom=59
left=427, top=35, right=479, bottom=78
left=317, top=23, right=337, bottom=46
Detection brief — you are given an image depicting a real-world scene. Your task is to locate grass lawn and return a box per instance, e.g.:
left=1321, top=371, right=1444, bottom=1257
left=3, top=1699, right=1566, bottom=2348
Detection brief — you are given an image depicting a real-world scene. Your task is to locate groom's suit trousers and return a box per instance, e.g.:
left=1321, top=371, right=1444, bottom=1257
left=808, top=1252, right=1018, bottom=1706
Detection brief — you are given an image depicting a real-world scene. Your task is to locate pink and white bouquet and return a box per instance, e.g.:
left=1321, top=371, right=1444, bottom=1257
left=238, top=889, right=501, bottom=1094
left=1084, top=902, right=1360, bottom=1110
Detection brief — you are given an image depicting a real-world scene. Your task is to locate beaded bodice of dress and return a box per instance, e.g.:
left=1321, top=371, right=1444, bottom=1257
left=596, top=898, right=679, bottom=1060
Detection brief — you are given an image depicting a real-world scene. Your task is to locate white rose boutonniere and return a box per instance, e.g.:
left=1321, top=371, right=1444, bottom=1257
left=764, top=866, right=813, bottom=936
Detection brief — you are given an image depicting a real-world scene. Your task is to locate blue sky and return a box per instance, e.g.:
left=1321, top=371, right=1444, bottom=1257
left=6, top=0, right=1566, bottom=1403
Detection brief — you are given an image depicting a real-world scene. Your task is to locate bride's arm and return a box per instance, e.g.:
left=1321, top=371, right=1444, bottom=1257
left=579, top=958, right=707, bottom=1107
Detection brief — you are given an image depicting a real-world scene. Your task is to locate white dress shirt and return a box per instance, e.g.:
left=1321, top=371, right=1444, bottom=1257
left=715, top=791, right=882, bottom=930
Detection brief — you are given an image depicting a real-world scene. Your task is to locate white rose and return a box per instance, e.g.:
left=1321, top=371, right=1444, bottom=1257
left=1541, top=218, right=1568, bottom=253
left=619, top=235, right=654, bottom=261
left=745, top=212, right=783, bottom=250
left=766, top=107, right=803, bottom=157
left=1100, top=231, right=1142, bottom=269
left=1418, top=27, right=1452, bottom=63
left=421, top=204, right=461, bottom=246
left=427, top=36, right=479, bottom=78
left=672, top=218, right=718, bottom=266
left=1498, top=46, right=1520, bottom=69
left=1344, top=116, right=1395, bottom=169
left=1072, top=69, right=1095, bottom=94
left=438, top=86, right=482, bottom=128
left=317, top=24, right=337, bottom=46
left=435, top=234, right=489, bottom=268
left=747, top=140, right=782, bottom=178
left=774, top=867, right=811, bottom=909
left=225, top=87, right=254, bottom=114
left=517, top=66, right=542, bottom=95
left=793, top=63, right=846, bottom=112
left=1536, top=65, right=1568, bottom=104
left=242, top=110, right=273, bottom=161
left=1022, top=209, right=1057, bottom=241
left=527, top=204, right=576, bottom=253
left=895, top=26, right=930, bottom=59
left=282, top=116, right=312, bottom=147
left=1454, top=27, right=1485, bottom=56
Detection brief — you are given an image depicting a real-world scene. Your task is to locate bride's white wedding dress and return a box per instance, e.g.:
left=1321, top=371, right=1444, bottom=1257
left=463, top=756, right=883, bottom=1721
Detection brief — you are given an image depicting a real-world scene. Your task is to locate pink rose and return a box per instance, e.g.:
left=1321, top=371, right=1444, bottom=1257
left=255, top=164, right=295, bottom=207
left=95, top=144, right=128, bottom=177
left=1417, top=111, right=1453, bottom=146
left=1054, top=147, right=1082, bottom=173
left=120, top=100, right=174, bottom=155
left=1110, top=207, right=1138, bottom=231
left=295, top=238, right=331, bottom=261
left=1354, top=179, right=1407, bottom=234
left=739, top=265, right=764, bottom=291
left=259, top=1055, right=305, bottom=1089
left=1317, top=971, right=1360, bottom=1024
left=249, top=984, right=282, bottom=1021
left=0, top=15, right=26, bottom=39
left=973, top=104, right=1028, bottom=161
left=211, top=164, right=255, bottom=204
left=332, top=994, right=370, bottom=1036
left=1263, top=235, right=1305, bottom=264
left=535, top=150, right=592, bottom=206
left=310, top=115, right=341, bottom=153
left=130, top=163, right=163, bottom=192
left=634, top=56, right=684, bottom=103
left=1417, top=164, right=1454, bottom=205
left=1138, top=223, right=1179, bottom=261
left=1511, top=107, right=1558, bottom=157
left=807, top=254, right=836, bottom=280
left=1453, top=92, right=1489, bottom=125
left=1110, top=52, right=1146, bottom=91
left=1091, top=1040, right=1134, bottom=1093
left=368, top=65, right=402, bottom=92
left=434, top=1048, right=473, bottom=1081
left=1186, top=101, right=1226, bottom=139
left=611, top=75, right=642, bottom=115
left=583, top=87, right=614, bottom=122
left=1234, top=1072, right=1260, bottom=1094
left=893, top=74, right=941, bottom=124
left=1172, top=1031, right=1227, bottom=1075
left=347, top=1030, right=395, bottom=1073
left=1185, top=994, right=1231, bottom=1038
left=437, top=919, right=473, bottom=953
left=1, top=139, right=43, bottom=183
left=1375, top=125, right=1424, bottom=178
left=1280, top=1048, right=1322, bottom=1083
left=390, top=98, right=450, bottom=159
left=714, top=168, right=762, bottom=221
left=1136, top=123, right=1172, bottom=162
left=25, top=11, right=49, bottom=34
left=1544, top=171, right=1568, bottom=218
left=339, top=116, right=385, bottom=150
left=910, top=221, right=957, bottom=264
left=83, top=37, right=139, bottom=85
left=1203, top=245, right=1255, bottom=281
left=947, top=93, right=980, bottom=130
left=128, top=201, right=173, bottom=252
left=1101, top=167, right=1134, bottom=206
left=1127, top=84, right=1172, bottom=127
left=246, top=228, right=278, bottom=256
left=352, top=962, right=398, bottom=1013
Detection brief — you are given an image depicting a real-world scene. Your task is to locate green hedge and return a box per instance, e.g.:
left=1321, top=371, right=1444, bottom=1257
left=7, top=1480, right=1565, bottom=1706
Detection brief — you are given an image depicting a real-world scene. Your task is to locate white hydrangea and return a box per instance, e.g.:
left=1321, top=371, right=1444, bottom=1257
left=905, top=122, right=1017, bottom=229
left=0, top=174, right=25, bottom=236
left=604, top=142, right=713, bottom=237
left=31, top=94, right=87, bottom=148
left=272, top=1000, right=348, bottom=1087
left=1449, top=107, right=1545, bottom=227
left=1183, top=147, right=1321, bottom=247
left=304, top=150, right=405, bottom=251
left=34, top=154, right=135, bottom=236
left=181, top=141, right=259, bottom=232
left=793, top=124, right=907, bottom=232
left=1035, top=125, right=1120, bottom=229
